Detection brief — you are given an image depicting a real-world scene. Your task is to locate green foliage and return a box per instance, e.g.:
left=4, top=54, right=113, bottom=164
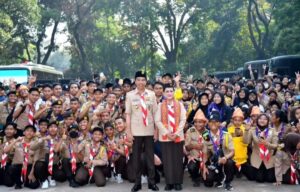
left=0, top=0, right=300, bottom=79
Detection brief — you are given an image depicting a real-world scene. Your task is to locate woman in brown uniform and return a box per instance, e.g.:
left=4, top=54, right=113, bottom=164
left=155, top=84, right=186, bottom=191
left=243, top=113, right=278, bottom=183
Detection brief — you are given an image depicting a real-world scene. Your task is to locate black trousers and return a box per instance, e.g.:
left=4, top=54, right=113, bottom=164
left=75, top=166, right=109, bottom=187
left=33, top=161, right=48, bottom=183
left=11, top=164, right=40, bottom=189
left=282, top=168, right=295, bottom=184
left=115, top=156, right=127, bottom=176
left=160, top=141, right=184, bottom=185
left=132, top=136, right=155, bottom=185
left=234, top=162, right=252, bottom=180
left=0, top=163, right=15, bottom=187
left=187, top=160, right=201, bottom=181
left=124, top=154, right=135, bottom=182
left=203, top=159, right=235, bottom=187
left=248, top=163, right=276, bottom=183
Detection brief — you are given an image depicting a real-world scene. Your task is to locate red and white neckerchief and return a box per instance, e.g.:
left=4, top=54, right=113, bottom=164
left=140, top=93, right=148, bottom=127
left=48, top=139, right=54, bottom=175
left=123, top=134, right=129, bottom=162
left=168, top=103, right=181, bottom=143
left=69, top=143, right=77, bottom=174
left=290, top=152, right=299, bottom=185
left=256, top=127, right=270, bottom=161
left=198, top=136, right=204, bottom=170
left=28, top=104, right=34, bottom=125
left=88, top=146, right=96, bottom=181
left=88, top=143, right=101, bottom=181
left=1, top=142, right=9, bottom=169
left=168, top=104, right=176, bottom=133
left=21, top=142, right=30, bottom=182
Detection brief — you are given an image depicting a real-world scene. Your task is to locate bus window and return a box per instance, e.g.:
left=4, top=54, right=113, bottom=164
left=270, top=56, right=300, bottom=78
left=0, top=69, right=29, bottom=84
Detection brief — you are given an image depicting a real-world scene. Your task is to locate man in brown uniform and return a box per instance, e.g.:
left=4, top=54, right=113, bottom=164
left=126, top=71, right=159, bottom=192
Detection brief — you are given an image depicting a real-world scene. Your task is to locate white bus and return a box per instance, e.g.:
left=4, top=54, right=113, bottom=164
left=0, top=63, right=63, bottom=84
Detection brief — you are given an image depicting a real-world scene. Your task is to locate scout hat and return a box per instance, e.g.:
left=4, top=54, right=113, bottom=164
left=232, top=107, right=244, bottom=119
left=250, top=106, right=261, bottom=116
left=193, top=109, right=208, bottom=123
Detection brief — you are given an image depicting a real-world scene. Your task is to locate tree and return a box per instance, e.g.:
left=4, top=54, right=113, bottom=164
left=35, top=0, right=63, bottom=64
left=273, top=0, right=300, bottom=55
left=121, top=0, right=201, bottom=73
left=246, top=0, right=275, bottom=59
left=0, top=0, right=40, bottom=63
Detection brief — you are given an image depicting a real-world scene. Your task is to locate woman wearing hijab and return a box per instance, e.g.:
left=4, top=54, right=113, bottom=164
left=208, top=92, right=232, bottom=128
left=243, top=114, right=278, bottom=183
left=187, top=92, right=210, bottom=125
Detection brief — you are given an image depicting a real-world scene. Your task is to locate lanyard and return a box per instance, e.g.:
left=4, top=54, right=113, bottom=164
left=208, top=130, right=223, bottom=154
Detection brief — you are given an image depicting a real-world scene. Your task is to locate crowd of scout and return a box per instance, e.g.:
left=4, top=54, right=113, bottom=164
left=0, top=69, right=300, bottom=191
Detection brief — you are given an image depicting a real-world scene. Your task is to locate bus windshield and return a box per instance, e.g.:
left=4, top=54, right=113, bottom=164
left=0, top=69, right=29, bottom=84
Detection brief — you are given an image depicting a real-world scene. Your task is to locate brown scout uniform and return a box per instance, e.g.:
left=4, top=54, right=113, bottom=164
left=125, top=89, right=157, bottom=136
left=203, top=130, right=234, bottom=160
left=185, top=127, right=204, bottom=160
left=243, top=127, right=278, bottom=169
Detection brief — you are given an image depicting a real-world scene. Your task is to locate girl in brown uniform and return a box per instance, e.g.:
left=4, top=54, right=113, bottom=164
left=243, top=113, right=278, bottom=183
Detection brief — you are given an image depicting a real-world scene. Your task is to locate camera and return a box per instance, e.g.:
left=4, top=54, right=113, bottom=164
left=208, top=145, right=225, bottom=174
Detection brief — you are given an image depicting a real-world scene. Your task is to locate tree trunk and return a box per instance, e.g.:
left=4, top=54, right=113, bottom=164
left=42, top=20, right=60, bottom=64
left=247, top=0, right=266, bottom=59
left=165, top=51, right=177, bottom=73
left=73, top=22, right=92, bottom=79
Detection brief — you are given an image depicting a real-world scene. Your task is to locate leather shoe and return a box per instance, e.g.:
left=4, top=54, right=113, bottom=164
left=148, top=184, right=159, bottom=191
left=164, top=184, right=174, bottom=191
left=174, top=184, right=182, bottom=191
left=131, top=184, right=142, bottom=192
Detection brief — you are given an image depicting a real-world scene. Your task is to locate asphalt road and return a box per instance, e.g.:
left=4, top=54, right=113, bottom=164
left=0, top=174, right=298, bottom=192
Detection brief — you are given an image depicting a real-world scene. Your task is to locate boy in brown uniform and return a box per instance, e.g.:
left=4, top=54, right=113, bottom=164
left=0, top=123, right=17, bottom=187
left=0, top=91, right=17, bottom=128
left=57, top=124, right=84, bottom=188
left=114, top=116, right=134, bottom=182
left=4, top=125, right=39, bottom=189
left=30, top=120, right=62, bottom=189
left=185, top=109, right=208, bottom=187
left=74, top=127, right=109, bottom=187
left=202, top=112, right=235, bottom=191
left=13, top=88, right=40, bottom=136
